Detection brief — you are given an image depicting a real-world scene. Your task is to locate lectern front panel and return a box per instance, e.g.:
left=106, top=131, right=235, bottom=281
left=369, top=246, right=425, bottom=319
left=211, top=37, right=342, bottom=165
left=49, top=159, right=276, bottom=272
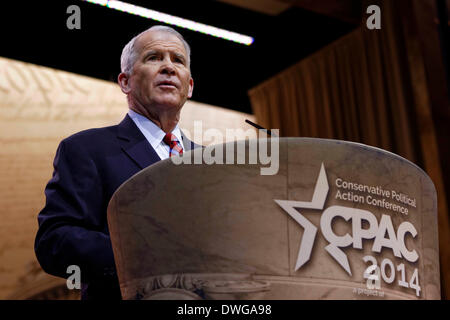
left=108, top=138, right=440, bottom=300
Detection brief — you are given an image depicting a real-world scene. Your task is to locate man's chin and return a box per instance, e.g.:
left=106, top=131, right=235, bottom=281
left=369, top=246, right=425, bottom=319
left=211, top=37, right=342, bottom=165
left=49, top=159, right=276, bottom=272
left=153, top=98, right=185, bottom=110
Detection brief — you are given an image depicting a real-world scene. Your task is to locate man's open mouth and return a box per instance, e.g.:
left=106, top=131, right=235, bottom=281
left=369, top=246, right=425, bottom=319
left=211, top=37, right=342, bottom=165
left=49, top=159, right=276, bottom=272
left=156, top=80, right=178, bottom=88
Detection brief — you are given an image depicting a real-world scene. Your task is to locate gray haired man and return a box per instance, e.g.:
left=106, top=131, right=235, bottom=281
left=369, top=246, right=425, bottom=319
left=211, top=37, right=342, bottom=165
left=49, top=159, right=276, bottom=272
left=35, top=25, right=197, bottom=300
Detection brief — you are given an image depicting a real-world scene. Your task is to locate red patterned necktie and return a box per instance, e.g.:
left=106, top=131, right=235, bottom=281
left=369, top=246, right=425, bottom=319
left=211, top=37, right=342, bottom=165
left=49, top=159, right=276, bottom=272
left=163, top=132, right=183, bottom=157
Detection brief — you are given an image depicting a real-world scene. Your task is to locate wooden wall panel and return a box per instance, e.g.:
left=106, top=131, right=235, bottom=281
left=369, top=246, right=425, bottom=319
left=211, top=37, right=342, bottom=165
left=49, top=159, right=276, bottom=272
left=0, top=57, right=254, bottom=299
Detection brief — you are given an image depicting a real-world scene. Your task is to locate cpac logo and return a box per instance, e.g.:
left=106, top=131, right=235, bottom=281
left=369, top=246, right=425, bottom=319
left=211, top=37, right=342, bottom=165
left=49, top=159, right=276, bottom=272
left=274, top=163, right=418, bottom=276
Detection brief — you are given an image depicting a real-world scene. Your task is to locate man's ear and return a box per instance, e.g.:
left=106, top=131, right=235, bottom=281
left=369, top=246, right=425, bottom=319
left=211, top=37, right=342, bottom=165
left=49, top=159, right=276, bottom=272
left=187, top=77, right=194, bottom=99
left=118, top=73, right=131, bottom=94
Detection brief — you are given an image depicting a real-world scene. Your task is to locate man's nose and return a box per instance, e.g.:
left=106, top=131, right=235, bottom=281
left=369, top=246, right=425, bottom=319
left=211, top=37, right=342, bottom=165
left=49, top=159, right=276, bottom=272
left=160, top=59, right=176, bottom=75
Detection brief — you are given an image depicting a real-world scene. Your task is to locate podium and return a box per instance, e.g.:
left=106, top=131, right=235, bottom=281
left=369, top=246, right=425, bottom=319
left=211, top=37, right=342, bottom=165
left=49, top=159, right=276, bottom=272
left=107, top=138, right=440, bottom=300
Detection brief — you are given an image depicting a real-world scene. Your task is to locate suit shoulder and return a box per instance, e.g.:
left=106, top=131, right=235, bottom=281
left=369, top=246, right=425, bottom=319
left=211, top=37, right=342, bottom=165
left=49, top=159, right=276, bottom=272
left=61, top=124, right=119, bottom=150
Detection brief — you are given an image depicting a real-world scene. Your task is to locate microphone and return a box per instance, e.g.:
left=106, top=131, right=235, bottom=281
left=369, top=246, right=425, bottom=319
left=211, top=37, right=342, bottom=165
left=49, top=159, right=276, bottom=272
left=245, top=119, right=276, bottom=136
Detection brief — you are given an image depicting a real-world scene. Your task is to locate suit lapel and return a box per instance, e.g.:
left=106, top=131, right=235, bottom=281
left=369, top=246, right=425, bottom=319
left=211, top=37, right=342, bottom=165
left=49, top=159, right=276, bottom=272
left=117, top=114, right=161, bottom=169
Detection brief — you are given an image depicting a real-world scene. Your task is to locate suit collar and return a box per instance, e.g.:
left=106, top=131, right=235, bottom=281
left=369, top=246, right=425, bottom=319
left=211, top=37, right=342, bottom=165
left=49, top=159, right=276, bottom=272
left=127, top=109, right=186, bottom=151
left=117, top=114, right=199, bottom=168
left=117, top=114, right=161, bottom=169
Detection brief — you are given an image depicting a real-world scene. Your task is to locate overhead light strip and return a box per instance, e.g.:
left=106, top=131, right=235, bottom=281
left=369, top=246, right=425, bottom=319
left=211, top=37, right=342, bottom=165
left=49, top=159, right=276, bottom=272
left=82, top=0, right=254, bottom=45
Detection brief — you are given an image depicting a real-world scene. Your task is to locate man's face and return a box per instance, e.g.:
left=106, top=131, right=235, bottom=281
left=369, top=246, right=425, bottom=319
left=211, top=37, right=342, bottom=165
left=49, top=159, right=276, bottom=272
left=122, top=30, right=193, bottom=113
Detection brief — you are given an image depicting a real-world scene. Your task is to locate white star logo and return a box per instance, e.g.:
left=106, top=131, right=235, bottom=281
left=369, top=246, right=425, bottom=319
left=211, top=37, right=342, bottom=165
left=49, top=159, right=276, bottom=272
left=275, top=163, right=337, bottom=272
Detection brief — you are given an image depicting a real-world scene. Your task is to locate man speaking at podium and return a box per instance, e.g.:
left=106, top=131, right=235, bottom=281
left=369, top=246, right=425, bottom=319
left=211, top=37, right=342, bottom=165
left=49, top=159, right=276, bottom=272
left=35, top=25, right=195, bottom=299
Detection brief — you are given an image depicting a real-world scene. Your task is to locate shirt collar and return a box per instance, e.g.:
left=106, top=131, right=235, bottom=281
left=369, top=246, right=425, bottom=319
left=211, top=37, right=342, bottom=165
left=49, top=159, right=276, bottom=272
left=128, top=109, right=184, bottom=151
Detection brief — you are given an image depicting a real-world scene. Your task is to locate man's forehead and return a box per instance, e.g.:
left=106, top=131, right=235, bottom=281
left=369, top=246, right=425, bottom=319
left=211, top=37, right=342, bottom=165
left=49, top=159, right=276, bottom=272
left=136, top=30, right=186, bottom=54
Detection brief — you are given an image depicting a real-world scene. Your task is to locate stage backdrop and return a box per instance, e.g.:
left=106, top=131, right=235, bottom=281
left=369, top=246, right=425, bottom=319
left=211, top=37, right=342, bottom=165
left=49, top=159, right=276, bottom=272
left=0, top=56, right=255, bottom=299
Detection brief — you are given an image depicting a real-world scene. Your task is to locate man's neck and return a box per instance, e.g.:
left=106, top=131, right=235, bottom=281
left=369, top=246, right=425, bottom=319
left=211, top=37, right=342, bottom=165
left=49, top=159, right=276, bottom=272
left=129, top=104, right=180, bottom=134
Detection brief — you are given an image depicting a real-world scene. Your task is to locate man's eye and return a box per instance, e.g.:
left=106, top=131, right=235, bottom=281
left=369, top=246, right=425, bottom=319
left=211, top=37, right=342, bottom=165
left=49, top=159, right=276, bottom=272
left=174, top=57, right=184, bottom=64
left=146, top=55, right=158, bottom=61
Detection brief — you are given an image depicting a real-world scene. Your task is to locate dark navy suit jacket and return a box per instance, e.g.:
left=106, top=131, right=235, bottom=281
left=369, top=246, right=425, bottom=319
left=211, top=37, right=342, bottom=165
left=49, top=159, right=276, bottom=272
left=34, top=114, right=196, bottom=300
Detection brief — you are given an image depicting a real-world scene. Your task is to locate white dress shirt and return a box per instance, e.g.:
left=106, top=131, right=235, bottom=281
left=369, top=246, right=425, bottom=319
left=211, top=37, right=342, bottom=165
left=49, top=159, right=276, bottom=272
left=128, top=109, right=185, bottom=160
